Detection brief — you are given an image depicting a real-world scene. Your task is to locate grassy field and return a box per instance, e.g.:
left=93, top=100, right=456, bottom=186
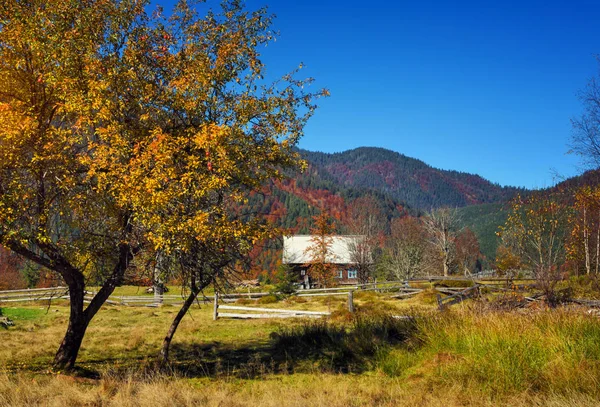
left=1, top=289, right=600, bottom=406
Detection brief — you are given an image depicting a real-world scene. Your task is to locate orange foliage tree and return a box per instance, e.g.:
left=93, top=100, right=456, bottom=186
left=304, top=211, right=338, bottom=288
left=0, top=0, right=327, bottom=369
left=498, top=194, right=569, bottom=304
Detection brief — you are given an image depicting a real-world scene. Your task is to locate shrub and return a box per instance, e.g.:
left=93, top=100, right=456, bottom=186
left=257, top=295, right=278, bottom=304
left=273, top=264, right=297, bottom=296
left=433, top=279, right=474, bottom=288
left=285, top=296, right=307, bottom=304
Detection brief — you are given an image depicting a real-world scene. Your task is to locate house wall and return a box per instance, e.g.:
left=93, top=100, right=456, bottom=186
left=290, top=264, right=358, bottom=288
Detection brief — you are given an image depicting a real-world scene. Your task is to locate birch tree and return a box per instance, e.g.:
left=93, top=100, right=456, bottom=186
left=423, top=208, right=460, bottom=277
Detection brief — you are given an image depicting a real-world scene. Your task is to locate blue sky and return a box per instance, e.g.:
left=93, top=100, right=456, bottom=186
left=164, top=0, right=600, bottom=188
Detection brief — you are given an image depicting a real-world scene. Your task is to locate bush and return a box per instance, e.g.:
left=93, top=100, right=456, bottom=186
left=285, top=296, right=307, bottom=304
left=257, top=294, right=278, bottom=304
left=433, top=279, right=474, bottom=288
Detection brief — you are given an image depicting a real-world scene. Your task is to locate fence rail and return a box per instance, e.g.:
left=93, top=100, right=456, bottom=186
left=213, top=294, right=332, bottom=320
left=437, top=285, right=481, bottom=310
left=0, top=287, right=68, bottom=304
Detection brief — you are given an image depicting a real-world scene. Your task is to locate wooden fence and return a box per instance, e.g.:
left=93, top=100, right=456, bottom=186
left=212, top=293, right=332, bottom=320
left=0, top=277, right=537, bottom=312
left=0, top=287, right=69, bottom=303
left=436, top=285, right=481, bottom=310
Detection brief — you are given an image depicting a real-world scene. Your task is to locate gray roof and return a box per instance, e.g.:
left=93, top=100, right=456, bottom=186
left=282, top=235, right=364, bottom=265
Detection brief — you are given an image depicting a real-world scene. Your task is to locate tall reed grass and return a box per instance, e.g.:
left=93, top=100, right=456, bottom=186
left=378, top=309, right=600, bottom=398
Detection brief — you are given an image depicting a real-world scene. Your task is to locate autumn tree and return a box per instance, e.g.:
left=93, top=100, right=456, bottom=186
left=304, top=211, right=338, bottom=288
left=0, top=0, right=326, bottom=369
left=495, top=244, right=523, bottom=279
left=498, top=194, right=569, bottom=304
left=423, top=208, right=461, bottom=276
left=0, top=0, right=147, bottom=370
left=149, top=1, right=326, bottom=364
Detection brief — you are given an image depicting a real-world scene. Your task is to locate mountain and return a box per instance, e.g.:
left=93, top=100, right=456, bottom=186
left=299, top=147, right=525, bottom=210
left=246, top=147, right=527, bottom=274
left=247, top=147, right=600, bottom=277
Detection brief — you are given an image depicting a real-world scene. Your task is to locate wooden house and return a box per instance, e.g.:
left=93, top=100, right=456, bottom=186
left=282, top=235, right=367, bottom=288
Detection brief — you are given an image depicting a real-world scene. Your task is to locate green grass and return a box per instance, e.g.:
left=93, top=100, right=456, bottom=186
left=1, top=307, right=46, bottom=321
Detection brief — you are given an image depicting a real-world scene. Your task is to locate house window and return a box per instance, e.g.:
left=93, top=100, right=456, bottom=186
left=337, top=270, right=343, bottom=279
left=347, top=269, right=357, bottom=279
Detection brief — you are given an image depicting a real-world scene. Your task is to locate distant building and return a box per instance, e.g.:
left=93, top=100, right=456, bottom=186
left=282, top=235, right=366, bottom=288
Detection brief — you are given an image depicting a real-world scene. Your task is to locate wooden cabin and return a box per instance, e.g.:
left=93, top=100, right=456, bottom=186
left=282, top=235, right=367, bottom=288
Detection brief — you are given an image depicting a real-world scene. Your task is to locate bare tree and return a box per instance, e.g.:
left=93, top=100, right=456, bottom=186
left=423, top=208, right=461, bottom=277
left=384, top=217, right=428, bottom=280
left=454, top=228, right=480, bottom=276
left=570, top=59, right=600, bottom=168
left=346, top=196, right=385, bottom=284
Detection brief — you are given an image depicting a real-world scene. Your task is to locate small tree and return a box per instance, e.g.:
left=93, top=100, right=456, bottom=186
left=274, top=263, right=297, bottom=296
left=304, top=211, right=338, bottom=288
left=495, top=244, right=523, bottom=280
left=567, top=186, right=600, bottom=275
left=499, top=194, right=569, bottom=305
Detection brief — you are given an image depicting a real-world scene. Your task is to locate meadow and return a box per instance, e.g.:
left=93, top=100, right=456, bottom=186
left=1, top=289, right=600, bottom=406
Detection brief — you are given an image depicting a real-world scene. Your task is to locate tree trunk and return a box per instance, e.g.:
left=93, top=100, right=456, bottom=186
left=154, top=251, right=165, bottom=304
left=159, top=286, right=201, bottom=366
left=53, top=314, right=90, bottom=369
left=442, top=248, right=450, bottom=277
left=53, top=274, right=88, bottom=370
left=53, top=241, right=132, bottom=370
left=584, top=206, right=591, bottom=275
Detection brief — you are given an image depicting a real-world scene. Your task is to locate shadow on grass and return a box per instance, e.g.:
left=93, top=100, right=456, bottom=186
left=163, top=313, right=419, bottom=379
left=4, top=313, right=419, bottom=380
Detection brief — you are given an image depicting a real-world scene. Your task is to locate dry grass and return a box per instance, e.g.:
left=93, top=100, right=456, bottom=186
left=1, top=293, right=600, bottom=406
left=1, top=372, right=599, bottom=407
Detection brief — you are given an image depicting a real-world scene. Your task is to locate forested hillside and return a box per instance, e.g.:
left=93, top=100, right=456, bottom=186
left=244, top=147, right=528, bottom=276
left=300, top=147, right=525, bottom=209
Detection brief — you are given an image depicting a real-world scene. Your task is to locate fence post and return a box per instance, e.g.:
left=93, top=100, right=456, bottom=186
left=347, top=290, right=354, bottom=313
left=213, top=292, right=219, bottom=321
left=436, top=293, right=444, bottom=311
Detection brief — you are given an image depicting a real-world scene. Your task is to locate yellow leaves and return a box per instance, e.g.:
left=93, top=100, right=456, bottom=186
left=0, top=0, right=322, bottom=274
